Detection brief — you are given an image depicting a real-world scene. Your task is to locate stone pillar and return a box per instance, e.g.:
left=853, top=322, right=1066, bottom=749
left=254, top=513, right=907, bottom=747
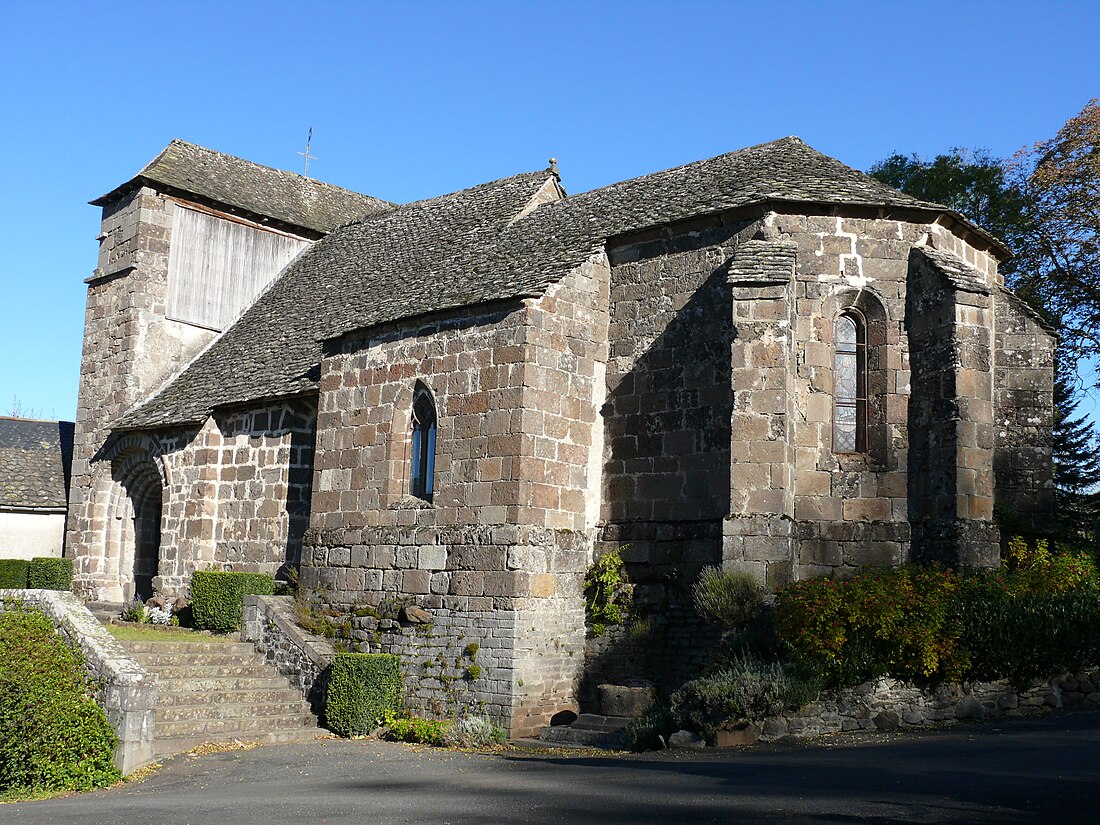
left=907, top=246, right=1000, bottom=567
left=722, top=240, right=798, bottom=587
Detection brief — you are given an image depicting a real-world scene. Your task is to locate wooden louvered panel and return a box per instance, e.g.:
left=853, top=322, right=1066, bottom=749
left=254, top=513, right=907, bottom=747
left=166, top=205, right=310, bottom=330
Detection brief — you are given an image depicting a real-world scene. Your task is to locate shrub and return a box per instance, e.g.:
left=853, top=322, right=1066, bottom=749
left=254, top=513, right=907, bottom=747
left=27, top=557, right=73, bottom=591
left=774, top=565, right=966, bottom=687
left=584, top=548, right=633, bottom=636
left=120, top=597, right=145, bottom=624
left=626, top=703, right=677, bottom=751
left=379, top=711, right=451, bottom=746
left=324, top=653, right=402, bottom=737
left=0, top=560, right=30, bottom=590
left=190, top=571, right=274, bottom=632
left=444, top=715, right=507, bottom=748
left=0, top=605, right=121, bottom=796
left=954, top=571, right=1100, bottom=684
left=692, top=567, right=761, bottom=630
left=668, top=652, right=819, bottom=739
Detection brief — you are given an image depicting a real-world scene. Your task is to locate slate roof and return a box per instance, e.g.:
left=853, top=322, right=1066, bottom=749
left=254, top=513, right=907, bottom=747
left=92, top=139, right=393, bottom=234
left=0, top=418, right=75, bottom=510
left=116, top=170, right=559, bottom=429
left=115, top=136, right=1001, bottom=431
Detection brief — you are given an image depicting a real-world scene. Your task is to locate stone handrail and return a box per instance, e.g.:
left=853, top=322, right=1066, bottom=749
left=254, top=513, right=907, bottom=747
left=0, top=589, right=156, bottom=773
left=242, top=595, right=336, bottom=717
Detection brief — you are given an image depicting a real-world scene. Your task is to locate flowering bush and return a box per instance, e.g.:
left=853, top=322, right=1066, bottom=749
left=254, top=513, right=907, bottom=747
left=774, top=565, right=966, bottom=687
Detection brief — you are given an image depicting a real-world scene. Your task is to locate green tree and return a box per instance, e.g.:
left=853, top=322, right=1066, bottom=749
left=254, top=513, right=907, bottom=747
left=870, top=148, right=1031, bottom=279
left=1008, top=99, right=1100, bottom=362
left=870, top=123, right=1100, bottom=527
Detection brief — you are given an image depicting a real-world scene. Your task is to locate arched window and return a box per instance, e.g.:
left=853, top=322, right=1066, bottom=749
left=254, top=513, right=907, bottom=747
left=834, top=311, right=867, bottom=453
left=410, top=386, right=437, bottom=501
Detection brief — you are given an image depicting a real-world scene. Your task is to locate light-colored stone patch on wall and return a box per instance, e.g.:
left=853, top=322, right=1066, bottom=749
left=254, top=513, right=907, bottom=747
left=0, top=511, right=65, bottom=559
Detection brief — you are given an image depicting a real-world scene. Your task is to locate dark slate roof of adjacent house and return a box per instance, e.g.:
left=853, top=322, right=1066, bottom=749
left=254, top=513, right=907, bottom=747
left=115, top=136, right=1004, bottom=430
left=0, top=418, right=75, bottom=510
left=92, top=139, right=394, bottom=234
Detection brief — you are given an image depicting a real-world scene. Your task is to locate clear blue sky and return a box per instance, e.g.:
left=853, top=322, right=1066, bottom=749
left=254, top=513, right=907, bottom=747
left=2, top=0, right=1098, bottom=421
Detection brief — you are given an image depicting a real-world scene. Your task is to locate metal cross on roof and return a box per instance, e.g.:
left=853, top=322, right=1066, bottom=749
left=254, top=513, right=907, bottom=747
left=297, top=128, right=317, bottom=178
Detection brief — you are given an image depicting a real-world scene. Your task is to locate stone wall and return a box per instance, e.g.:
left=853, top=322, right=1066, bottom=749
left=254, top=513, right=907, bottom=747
left=906, top=246, right=1000, bottom=566
left=993, top=289, right=1056, bottom=527
left=0, top=589, right=156, bottom=773
left=760, top=669, right=1100, bottom=742
left=303, top=255, right=610, bottom=735
left=242, top=594, right=335, bottom=715
left=69, top=189, right=216, bottom=592
left=73, top=398, right=317, bottom=601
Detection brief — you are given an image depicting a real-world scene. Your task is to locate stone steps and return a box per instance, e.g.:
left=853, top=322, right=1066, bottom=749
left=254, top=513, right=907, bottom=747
left=85, top=601, right=123, bottom=624
left=539, top=714, right=630, bottom=749
left=120, top=639, right=323, bottom=759
left=157, top=688, right=305, bottom=707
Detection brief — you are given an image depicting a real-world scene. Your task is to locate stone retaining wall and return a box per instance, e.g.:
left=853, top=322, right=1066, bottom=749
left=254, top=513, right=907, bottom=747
left=759, top=669, right=1100, bottom=741
left=242, top=595, right=335, bottom=717
left=0, top=589, right=156, bottom=773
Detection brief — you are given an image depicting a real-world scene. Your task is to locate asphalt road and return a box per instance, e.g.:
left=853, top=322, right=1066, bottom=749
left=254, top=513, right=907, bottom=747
left=4, top=712, right=1100, bottom=824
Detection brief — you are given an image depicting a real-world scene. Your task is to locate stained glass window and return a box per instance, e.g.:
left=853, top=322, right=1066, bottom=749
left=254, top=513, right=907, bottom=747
left=834, top=313, right=866, bottom=453
left=411, top=389, right=437, bottom=501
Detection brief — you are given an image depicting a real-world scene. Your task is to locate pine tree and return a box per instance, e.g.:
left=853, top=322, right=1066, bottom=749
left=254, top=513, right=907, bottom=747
left=1052, top=361, right=1100, bottom=534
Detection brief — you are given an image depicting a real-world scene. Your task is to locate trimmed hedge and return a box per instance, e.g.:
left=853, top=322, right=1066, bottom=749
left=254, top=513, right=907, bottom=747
left=190, top=571, right=274, bottom=632
left=0, top=605, right=120, bottom=796
left=0, top=560, right=30, bottom=589
left=27, top=558, right=73, bottom=591
left=325, top=653, right=402, bottom=737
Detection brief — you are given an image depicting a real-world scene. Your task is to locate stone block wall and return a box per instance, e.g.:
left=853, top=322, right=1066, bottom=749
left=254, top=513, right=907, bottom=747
left=73, top=399, right=317, bottom=601
left=993, top=289, right=1056, bottom=527
left=69, top=189, right=217, bottom=584
left=302, top=255, right=609, bottom=735
left=906, top=246, right=1000, bottom=566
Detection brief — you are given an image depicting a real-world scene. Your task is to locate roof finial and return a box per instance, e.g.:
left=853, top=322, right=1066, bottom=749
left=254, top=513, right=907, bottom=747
left=549, top=157, right=559, bottom=178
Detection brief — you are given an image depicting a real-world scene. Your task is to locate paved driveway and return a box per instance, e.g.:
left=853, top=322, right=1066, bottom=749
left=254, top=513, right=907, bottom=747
left=5, top=712, right=1100, bottom=824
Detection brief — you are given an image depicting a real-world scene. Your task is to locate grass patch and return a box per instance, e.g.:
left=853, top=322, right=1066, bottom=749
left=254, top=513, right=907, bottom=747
left=106, top=625, right=237, bottom=643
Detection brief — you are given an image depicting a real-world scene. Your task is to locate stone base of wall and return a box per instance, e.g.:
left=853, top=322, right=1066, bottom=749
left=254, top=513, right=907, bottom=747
left=761, top=670, right=1100, bottom=741
left=302, top=525, right=588, bottom=738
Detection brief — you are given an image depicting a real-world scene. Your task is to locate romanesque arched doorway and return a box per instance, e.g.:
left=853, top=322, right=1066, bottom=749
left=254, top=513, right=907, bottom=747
left=108, top=449, right=165, bottom=603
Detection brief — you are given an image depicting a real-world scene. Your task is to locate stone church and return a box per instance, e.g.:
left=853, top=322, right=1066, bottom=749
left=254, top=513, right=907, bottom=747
left=67, top=137, right=1055, bottom=735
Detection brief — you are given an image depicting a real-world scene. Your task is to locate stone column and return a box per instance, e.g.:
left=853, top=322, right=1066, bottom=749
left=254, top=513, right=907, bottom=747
left=907, top=246, right=1000, bottom=567
left=722, top=240, right=798, bottom=587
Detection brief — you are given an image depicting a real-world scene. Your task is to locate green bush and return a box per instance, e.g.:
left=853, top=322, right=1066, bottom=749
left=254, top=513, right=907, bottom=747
left=324, top=653, right=402, bottom=737
left=27, top=558, right=73, bottom=591
left=380, top=711, right=451, bottom=746
left=0, top=560, right=30, bottom=589
left=774, top=556, right=1100, bottom=689
left=668, top=652, right=819, bottom=739
left=190, top=571, right=274, bottom=632
left=0, top=605, right=121, bottom=796
left=692, top=567, right=761, bottom=630
left=954, top=573, right=1100, bottom=684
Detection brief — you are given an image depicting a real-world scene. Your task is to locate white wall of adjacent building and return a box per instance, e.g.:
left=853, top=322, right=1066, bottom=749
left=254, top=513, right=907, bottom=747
left=0, top=511, right=65, bottom=559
